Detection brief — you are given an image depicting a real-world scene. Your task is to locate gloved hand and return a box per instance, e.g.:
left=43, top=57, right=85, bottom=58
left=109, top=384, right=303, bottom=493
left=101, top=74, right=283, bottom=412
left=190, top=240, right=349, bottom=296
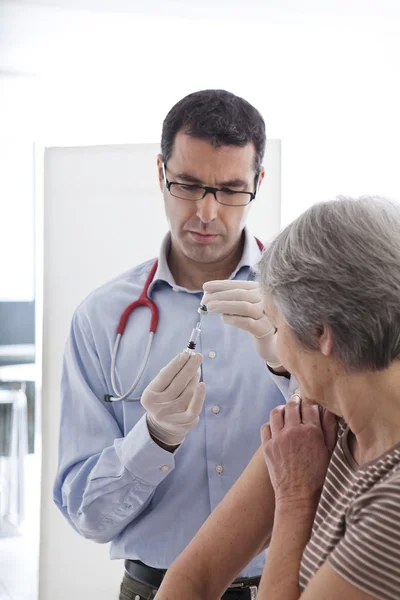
left=141, top=352, right=206, bottom=447
left=202, top=280, right=282, bottom=368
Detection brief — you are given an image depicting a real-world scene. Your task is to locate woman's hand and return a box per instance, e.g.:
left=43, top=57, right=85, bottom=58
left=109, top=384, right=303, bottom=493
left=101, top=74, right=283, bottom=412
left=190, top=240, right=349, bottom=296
left=261, top=392, right=337, bottom=506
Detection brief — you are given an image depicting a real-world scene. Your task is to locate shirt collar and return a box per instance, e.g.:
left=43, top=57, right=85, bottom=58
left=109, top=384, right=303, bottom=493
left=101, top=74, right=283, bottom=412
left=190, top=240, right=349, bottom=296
left=149, top=227, right=263, bottom=293
left=151, top=233, right=177, bottom=290
left=232, top=227, right=263, bottom=278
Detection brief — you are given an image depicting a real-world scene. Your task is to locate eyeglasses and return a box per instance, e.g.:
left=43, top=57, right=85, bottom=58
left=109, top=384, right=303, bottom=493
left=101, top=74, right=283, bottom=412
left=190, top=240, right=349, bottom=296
left=162, top=163, right=258, bottom=207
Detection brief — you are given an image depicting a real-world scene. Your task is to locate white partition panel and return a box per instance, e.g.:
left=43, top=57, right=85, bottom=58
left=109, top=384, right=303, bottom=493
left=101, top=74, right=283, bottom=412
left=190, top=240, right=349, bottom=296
left=39, top=141, right=281, bottom=600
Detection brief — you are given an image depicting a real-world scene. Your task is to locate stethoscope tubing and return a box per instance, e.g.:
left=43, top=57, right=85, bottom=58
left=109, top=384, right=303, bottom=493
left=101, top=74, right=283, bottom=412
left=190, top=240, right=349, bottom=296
left=104, top=238, right=264, bottom=403
left=108, top=331, right=154, bottom=402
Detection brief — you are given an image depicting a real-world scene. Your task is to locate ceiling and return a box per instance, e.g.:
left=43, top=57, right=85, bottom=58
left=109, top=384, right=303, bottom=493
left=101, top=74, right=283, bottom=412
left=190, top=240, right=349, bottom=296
left=1, top=0, right=399, bottom=77
left=5, top=0, right=400, bottom=17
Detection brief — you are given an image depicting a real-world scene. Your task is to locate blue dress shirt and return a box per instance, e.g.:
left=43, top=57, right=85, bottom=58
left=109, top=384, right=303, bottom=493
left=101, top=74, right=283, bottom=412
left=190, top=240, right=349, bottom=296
left=53, top=228, right=292, bottom=577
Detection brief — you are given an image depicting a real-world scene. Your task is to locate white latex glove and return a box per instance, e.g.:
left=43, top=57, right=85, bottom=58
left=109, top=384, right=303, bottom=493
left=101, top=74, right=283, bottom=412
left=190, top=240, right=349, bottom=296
left=141, top=352, right=206, bottom=447
left=202, top=280, right=282, bottom=368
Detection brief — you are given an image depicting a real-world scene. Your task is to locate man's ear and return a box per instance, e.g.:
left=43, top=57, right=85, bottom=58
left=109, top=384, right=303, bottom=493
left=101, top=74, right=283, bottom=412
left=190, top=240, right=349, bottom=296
left=157, top=154, right=164, bottom=192
left=257, top=166, right=265, bottom=191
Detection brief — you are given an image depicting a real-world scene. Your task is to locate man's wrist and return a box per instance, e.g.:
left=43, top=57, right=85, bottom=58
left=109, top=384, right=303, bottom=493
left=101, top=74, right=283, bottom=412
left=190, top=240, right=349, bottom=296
left=266, top=363, right=291, bottom=378
left=146, top=415, right=183, bottom=452
left=149, top=431, right=180, bottom=453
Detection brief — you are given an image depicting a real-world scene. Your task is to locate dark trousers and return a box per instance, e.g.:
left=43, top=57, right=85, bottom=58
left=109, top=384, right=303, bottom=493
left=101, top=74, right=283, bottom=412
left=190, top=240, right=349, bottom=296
left=119, top=571, right=258, bottom=600
left=119, top=571, right=157, bottom=600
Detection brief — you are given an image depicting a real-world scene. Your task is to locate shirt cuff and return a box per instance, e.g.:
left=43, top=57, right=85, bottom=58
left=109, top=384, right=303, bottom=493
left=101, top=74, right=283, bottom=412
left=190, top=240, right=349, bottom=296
left=266, top=363, right=291, bottom=379
left=119, top=414, right=176, bottom=487
left=267, top=370, right=299, bottom=402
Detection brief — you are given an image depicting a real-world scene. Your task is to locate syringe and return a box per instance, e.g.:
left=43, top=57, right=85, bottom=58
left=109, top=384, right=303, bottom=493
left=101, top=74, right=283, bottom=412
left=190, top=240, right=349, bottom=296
left=184, top=296, right=208, bottom=354
left=197, top=301, right=208, bottom=316
left=184, top=321, right=202, bottom=355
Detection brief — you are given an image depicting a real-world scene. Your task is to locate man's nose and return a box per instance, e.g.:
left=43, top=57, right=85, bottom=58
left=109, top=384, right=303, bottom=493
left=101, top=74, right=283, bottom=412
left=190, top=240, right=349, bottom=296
left=196, top=191, right=219, bottom=224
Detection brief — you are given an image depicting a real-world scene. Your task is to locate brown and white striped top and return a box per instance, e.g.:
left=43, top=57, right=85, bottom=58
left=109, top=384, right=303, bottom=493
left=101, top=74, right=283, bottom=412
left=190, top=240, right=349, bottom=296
left=299, top=421, right=400, bottom=599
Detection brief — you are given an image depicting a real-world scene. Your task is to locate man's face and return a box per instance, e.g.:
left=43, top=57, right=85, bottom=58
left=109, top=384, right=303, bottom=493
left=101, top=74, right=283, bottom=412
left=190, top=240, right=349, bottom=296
left=157, top=131, right=263, bottom=264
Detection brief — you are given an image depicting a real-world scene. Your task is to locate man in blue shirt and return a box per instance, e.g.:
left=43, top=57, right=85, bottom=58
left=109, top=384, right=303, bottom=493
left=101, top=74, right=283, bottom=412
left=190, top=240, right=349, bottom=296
left=54, top=89, right=290, bottom=600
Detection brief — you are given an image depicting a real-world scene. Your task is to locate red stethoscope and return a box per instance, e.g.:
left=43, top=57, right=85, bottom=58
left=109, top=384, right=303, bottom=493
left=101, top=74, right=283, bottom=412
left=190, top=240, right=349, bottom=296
left=104, top=237, right=264, bottom=402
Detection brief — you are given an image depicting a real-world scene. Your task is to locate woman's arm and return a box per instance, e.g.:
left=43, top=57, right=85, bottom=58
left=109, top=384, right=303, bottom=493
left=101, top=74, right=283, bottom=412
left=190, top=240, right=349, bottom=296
left=257, top=497, right=319, bottom=600
left=155, top=445, right=275, bottom=599
left=257, top=400, right=337, bottom=600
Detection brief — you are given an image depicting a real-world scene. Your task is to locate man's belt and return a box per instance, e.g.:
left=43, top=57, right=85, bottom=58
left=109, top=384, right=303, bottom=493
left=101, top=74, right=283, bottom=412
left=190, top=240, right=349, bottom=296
left=124, top=560, right=260, bottom=598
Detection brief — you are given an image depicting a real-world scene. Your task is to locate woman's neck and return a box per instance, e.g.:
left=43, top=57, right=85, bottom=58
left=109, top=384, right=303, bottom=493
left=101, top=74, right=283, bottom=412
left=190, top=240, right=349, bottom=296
left=337, top=362, right=400, bottom=465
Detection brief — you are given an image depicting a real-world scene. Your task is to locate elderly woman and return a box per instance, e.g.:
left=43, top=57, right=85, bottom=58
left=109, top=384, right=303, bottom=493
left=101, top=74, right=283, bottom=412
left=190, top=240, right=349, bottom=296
left=155, top=196, right=400, bottom=600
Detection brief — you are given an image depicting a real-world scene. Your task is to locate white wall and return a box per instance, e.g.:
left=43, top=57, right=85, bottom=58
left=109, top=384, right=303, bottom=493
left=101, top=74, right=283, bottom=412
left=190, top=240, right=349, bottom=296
left=2, top=5, right=400, bottom=219
left=40, top=141, right=281, bottom=600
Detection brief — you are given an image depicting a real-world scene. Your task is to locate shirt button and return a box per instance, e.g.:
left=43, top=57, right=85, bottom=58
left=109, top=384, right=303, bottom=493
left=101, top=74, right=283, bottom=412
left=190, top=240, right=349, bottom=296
left=215, top=465, right=224, bottom=474
left=172, top=286, right=179, bottom=292
left=135, top=596, right=141, bottom=600
left=212, top=405, right=220, bottom=414
left=208, top=350, right=217, bottom=359
left=160, top=465, right=169, bottom=472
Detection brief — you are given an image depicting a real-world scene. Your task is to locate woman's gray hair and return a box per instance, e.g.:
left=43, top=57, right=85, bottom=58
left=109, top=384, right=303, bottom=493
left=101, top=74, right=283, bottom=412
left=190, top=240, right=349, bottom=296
left=257, top=196, right=400, bottom=371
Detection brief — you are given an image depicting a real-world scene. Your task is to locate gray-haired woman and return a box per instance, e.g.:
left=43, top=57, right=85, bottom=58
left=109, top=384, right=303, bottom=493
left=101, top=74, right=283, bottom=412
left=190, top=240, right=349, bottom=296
left=155, top=196, right=400, bottom=600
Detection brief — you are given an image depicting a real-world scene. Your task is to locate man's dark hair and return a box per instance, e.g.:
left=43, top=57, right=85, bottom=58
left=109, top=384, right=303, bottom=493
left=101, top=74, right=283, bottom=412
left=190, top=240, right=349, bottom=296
left=161, top=89, right=266, bottom=177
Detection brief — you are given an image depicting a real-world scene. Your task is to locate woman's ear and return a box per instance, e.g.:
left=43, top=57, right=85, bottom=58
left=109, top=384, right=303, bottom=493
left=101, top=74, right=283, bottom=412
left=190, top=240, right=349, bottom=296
left=319, top=324, right=334, bottom=356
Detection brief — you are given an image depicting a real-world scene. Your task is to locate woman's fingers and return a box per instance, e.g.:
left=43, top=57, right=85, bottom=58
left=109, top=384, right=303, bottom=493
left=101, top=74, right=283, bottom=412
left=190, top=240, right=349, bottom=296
left=284, top=396, right=302, bottom=426
left=260, top=422, right=272, bottom=446
left=269, top=391, right=337, bottom=458
left=269, top=405, right=285, bottom=434
left=301, top=401, right=321, bottom=427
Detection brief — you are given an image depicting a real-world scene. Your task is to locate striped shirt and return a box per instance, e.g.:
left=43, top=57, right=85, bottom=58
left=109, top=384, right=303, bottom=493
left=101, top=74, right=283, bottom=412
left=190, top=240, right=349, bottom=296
left=299, top=421, right=400, bottom=600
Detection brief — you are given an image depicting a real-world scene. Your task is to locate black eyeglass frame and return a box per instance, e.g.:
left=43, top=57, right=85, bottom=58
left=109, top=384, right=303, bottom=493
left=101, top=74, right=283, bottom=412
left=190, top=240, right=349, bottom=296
left=162, top=162, right=259, bottom=207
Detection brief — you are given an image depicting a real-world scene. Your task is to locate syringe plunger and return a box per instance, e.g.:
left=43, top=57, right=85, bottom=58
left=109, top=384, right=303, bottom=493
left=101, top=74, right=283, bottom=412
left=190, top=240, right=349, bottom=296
left=185, top=322, right=202, bottom=353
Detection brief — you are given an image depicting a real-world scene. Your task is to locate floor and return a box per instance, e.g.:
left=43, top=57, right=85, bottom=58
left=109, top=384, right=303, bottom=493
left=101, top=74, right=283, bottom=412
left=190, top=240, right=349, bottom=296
left=0, top=453, right=40, bottom=600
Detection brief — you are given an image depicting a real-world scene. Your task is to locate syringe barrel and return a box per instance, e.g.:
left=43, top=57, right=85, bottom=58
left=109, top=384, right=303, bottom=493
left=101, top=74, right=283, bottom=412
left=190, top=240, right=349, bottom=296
left=188, top=322, right=201, bottom=345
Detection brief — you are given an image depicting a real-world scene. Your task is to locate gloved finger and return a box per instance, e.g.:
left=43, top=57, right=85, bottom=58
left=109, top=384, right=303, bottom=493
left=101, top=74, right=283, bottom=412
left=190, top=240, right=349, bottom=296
left=222, top=314, right=274, bottom=337
left=149, top=352, right=192, bottom=393
left=203, top=280, right=259, bottom=293
left=163, top=354, right=203, bottom=399
left=206, top=299, right=263, bottom=320
left=202, top=287, right=262, bottom=307
left=164, top=382, right=206, bottom=426
left=186, top=381, right=206, bottom=422
left=158, top=369, right=201, bottom=410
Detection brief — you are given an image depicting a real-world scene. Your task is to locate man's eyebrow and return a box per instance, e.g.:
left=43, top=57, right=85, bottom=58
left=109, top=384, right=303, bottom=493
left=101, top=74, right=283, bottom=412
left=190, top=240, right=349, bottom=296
left=174, top=173, right=249, bottom=188
left=174, top=172, right=204, bottom=184
left=217, top=178, right=248, bottom=188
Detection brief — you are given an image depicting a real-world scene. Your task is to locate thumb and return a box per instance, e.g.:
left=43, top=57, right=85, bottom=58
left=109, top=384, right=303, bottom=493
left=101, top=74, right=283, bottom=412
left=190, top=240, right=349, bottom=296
left=260, top=422, right=272, bottom=445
